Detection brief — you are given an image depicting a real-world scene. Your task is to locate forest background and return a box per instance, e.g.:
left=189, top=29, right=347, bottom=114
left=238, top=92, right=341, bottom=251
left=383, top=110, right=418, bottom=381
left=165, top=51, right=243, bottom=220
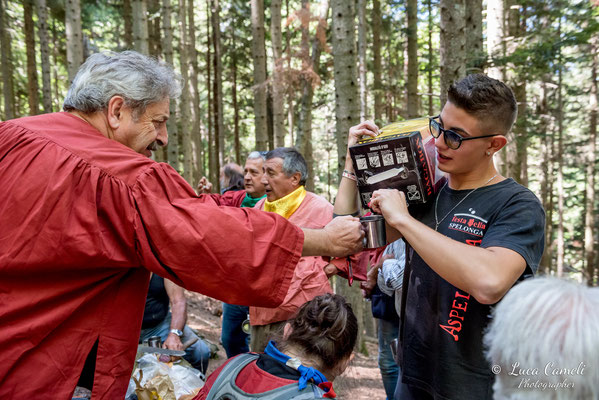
left=1, top=0, right=598, bottom=294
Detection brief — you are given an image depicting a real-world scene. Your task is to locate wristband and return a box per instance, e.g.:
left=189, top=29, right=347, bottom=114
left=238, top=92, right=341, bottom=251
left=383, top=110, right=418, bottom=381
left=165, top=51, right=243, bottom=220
left=342, top=169, right=357, bottom=181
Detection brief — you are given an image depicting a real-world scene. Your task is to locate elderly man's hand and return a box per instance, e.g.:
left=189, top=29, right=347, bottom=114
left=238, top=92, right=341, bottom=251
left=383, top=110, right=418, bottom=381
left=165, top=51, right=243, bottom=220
left=196, top=176, right=213, bottom=194
left=323, top=216, right=364, bottom=257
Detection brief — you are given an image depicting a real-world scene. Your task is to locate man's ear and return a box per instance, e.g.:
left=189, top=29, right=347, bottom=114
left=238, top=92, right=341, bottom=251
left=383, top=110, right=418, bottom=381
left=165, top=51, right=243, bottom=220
left=291, top=172, right=302, bottom=186
left=488, top=134, right=508, bottom=153
left=106, top=96, right=125, bottom=130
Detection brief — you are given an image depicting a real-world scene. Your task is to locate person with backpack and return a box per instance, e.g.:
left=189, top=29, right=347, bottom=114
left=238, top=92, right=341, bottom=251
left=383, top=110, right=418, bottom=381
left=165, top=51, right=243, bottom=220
left=194, top=293, right=357, bottom=399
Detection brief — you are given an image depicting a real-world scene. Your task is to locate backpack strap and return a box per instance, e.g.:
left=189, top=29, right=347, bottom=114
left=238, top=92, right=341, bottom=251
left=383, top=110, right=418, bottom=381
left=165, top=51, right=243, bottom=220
left=206, top=353, right=327, bottom=400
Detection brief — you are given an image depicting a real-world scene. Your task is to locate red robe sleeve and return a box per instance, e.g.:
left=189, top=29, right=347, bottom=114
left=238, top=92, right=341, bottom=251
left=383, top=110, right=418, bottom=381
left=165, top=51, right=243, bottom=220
left=133, top=164, right=301, bottom=307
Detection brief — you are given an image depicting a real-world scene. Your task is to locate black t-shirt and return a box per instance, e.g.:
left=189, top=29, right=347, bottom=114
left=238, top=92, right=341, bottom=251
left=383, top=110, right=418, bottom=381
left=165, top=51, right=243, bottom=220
left=142, top=274, right=169, bottom=329
left=401, top=178, right=545, bottom=400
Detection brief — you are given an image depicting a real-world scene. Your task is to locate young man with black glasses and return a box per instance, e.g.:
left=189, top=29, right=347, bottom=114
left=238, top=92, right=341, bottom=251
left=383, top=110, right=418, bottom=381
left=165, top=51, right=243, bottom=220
left=335, top=74, right=545, bottom=400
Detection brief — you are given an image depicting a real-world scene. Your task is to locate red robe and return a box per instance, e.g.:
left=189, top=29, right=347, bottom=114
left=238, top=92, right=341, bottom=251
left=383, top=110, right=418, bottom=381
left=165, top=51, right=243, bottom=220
left=0, top=113, right=303, bottom=399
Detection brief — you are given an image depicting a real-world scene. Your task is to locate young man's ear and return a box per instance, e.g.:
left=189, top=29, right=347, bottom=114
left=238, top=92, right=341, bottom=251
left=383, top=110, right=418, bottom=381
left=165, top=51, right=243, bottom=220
left=488, top=134, right=508, bottom=154
left=106, top=96, right=126, bottom=130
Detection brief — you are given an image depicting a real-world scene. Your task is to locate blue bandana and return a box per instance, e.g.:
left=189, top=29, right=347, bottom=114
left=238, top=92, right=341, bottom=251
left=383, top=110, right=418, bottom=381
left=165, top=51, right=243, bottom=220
left=264, top=340, right=329, bottom=390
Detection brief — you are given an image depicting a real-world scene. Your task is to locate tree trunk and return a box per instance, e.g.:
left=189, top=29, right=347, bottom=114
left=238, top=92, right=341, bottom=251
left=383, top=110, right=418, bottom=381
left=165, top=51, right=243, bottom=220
left=296, top=0, right=329, bottom=192
left=465, top=0, right=484, bottom=73
left=178, top=0, right=193, bottom=183
left=439, top=0, right=465, bottom=107
left=251, top=0, right=268, bottom=150
left=24, top=0, right=40, bottom=115
left=486, top=0, right=505, bottom=80
left=147, top=0, right=162, bottom=58
left=123, top=0, right=133, bottom=48
left=36, top=0, right=52, bottom=113
left=0, top=0, right=14, bottom=119
left=231, top=29, right=240, bottom=165
left=372, top=0, right=382, bottom=123
left=358, top=0, right=367, bottom=121
left=406, top=0, right=418, bottom=118
left=556, top=17, right=564, bottom=277
left=132, top=0, right=150, bottom=54
left=295, top=0, right=310, bottom=153
left=331, top=0, right=362, bottom=350
left=585, top=34, right=598, bottom=285
left=162, top=0, right=179, bottom=171
left=331, top=0, right=358, bottom=180
left=65, top=0, right=84, bottom=83
left=285, top=0, right=294, bottom=146
left=506, top=1, right=527, bottom=184
left=188, top=0, right=203, bottom=178
left=427, top=0, right=434, bottom=116
left=538, top=81, right=553, bottom=273
left=271, top=0, right=286, bottom=148
left=206, top=1, right=216, bottom=186
left=211, top=0, right=223, bottom=178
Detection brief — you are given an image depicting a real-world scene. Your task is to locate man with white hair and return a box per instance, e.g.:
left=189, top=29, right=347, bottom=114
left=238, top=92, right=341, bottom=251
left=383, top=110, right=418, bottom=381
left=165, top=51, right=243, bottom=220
left=0, top=51, right=363, bottom=399
left=484, top=277, right=599, bottom=400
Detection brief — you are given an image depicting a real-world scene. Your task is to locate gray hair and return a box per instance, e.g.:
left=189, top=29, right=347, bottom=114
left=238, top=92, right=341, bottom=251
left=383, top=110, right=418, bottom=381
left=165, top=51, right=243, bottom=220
left=247, top=151, right=267, bottom=161
left=265, top=147, right=308, bottom=186
left=63, top=51, right=182, bottom=117
left=484, top=277, right=599, bottom=400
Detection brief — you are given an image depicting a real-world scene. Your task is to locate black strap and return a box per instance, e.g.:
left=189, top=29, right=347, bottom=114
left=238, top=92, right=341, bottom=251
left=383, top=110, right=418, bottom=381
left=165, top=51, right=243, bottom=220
left=397, top=239, right=412, bottom=368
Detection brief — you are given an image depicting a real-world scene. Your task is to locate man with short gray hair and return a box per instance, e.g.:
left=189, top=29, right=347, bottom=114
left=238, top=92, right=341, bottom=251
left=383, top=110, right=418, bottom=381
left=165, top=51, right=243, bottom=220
left=484, top=277, right=599, bottom=400
left=249, top=147, right=354, bottom=352
left=0, top=51, right=363, bottom=399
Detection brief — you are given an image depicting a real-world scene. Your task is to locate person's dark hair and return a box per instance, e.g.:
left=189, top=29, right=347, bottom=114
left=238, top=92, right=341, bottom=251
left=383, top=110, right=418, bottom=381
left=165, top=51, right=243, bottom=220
left=222, top=165, right=244, bottom=192
left=265, top=147, right=308, bottom=186
left=447, top=74, right=517, bottom=135
left=279, top=293, right=358, bottom=369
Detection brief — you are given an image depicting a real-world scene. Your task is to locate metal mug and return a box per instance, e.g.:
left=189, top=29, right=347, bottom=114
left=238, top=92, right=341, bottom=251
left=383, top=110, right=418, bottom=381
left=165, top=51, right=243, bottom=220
left=360, top=214, right=387, bottom=248
left=147, top=336, right=162, bottom=348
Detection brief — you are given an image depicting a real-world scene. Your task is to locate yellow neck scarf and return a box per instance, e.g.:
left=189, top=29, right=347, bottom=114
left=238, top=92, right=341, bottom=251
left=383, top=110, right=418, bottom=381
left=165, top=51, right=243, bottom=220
left=264, top=186, right=307, bottom=219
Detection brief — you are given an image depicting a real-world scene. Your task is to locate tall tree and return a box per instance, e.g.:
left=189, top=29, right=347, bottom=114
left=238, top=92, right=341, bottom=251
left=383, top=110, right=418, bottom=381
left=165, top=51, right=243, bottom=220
left=178, top=0, right=193, bottom=183
left=230, top=19, right=240, bottom=165
left=188, top=0, right=203, bottom=176
left=24, top=0, right=40, bottom=115
left=132, top=0, right=150, bottom=54
left=585, top=33, right=598, bottom=284
left=36, top=0, right=52, bottom=113
left=556, top=15, right=564, bottom=277
left=147, top=0, right=162, bottom=58
left=486, top=0, right=505, bottom=80
left=162, top=0, right=179, bottom=171
left=123, top=0, right=133, bottom=48
left=211, top=0, right=223, bottom=174
left=406, top=0, right=419, bottom=117
left=427, top=0, right=434, bottom=115
left=538, top=81, right=553, bottom=273
left=506, top=0, right=527, bottom=184
left=271, top=0, right=286, bottom=147
left=0, top=0, right=14, bottom=119
left=358, top=0, right=368, bottom=120
left=464, top=0, right=484, bottom=73
left=251, top=0, right=268, bottom=150
left=296, top=0, right=329, bottom=192
left=372, top=0, right=383, bottom=123
left=439, top=0, right=465, bottom=107
left=65, top=0, right=84, bottom=82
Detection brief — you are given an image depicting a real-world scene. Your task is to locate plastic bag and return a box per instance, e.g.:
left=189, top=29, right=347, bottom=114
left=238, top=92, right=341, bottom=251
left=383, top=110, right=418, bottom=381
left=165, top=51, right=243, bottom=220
left=125, top=354, right=204, bottom=399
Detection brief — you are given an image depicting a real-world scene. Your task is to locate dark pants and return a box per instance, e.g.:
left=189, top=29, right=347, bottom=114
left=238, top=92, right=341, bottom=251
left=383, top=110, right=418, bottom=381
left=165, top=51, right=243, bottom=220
left=395, top=380, right=434, bottom=400
left=221, top=303, right=249, bottom=358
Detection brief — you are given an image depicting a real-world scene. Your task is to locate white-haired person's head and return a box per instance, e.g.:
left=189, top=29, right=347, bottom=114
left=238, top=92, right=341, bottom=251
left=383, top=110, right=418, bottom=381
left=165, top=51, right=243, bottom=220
left=484, top=277, right=599, bottom=399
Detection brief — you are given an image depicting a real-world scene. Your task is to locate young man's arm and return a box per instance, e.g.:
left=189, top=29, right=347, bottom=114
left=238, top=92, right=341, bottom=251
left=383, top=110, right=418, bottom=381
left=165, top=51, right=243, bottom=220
left=371, top=189, right=533, bottom=304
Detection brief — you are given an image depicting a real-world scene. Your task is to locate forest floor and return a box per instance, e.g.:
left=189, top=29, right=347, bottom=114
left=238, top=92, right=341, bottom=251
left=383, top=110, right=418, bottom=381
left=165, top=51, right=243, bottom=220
left=185, top=291, right=388, bottom=400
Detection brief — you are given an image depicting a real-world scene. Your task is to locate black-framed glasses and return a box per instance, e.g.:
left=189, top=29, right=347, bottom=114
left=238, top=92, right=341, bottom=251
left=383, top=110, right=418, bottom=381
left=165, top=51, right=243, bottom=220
left=429, top=115, right=497, bottom=150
